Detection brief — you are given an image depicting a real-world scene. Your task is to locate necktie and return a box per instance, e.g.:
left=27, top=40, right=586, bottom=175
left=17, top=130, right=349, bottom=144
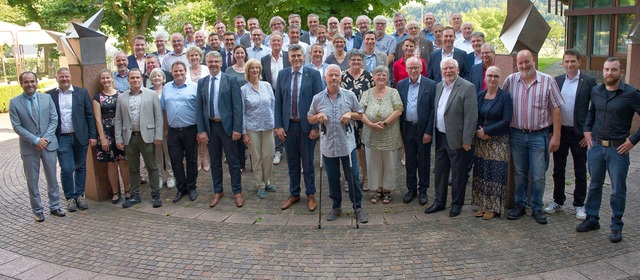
left=209, top=77, right=217, bottom=119
left=30, top=96, right=38, bottom=120
left=292, top=71, right=299, bottom=119
left=227, top=52, right=232, bottom=67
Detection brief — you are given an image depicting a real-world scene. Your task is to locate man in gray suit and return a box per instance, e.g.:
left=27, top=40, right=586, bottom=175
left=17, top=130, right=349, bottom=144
left=425, top=57, right=477, bottom=217
left=114, top=68, right=164, bottom=208
left=10, top=72, right=66, bottom=222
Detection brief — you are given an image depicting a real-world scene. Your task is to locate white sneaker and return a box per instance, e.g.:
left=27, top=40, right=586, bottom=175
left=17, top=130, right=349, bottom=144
left=273, top=151, right=282, bottom=165
left=543, top=201, right=563, bottom=214
left=575, top=206, right=586, bottom=220
left=167, top=177, right=176, bottom=189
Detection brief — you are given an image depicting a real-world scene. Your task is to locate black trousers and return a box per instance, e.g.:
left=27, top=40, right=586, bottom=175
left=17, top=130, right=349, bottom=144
left=433, top=131, right=471, bottom=207
left=168, top=125, right=198, bottom=193
left=403, top=121, right=431, bottom=193
left=552, top=126, right=587, bottom=207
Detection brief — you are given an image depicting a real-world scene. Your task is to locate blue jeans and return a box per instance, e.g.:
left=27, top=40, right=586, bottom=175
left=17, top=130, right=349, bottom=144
left=585, top=142, right=629, bottom=230
left=57, top=134, right=88, bottom=200
left=324, top=149, right=362, bottom=210
left=510, top=129, right=549, bottom=211
left=284, top=122, right=316, bottom=197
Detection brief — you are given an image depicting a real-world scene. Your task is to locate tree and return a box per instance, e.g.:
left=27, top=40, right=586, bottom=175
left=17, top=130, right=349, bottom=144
left=542, top=19, right=564, bottom=57
left=101, top=0, right=171, bottom=53
left=463, top=6, right=508, bottom=54
left=161, top=0, right=219, bottom=36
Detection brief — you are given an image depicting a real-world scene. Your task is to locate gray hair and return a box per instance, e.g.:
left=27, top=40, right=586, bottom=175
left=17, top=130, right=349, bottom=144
left=471, top=31, right=485, bottom=40
left=373, top=15, right=387, bottom=25
left=150, top=67, right=166, bottom=83
left=371, top=65, right=389, bottom=76
left=440, top=57, right=459, bottom=69
left=356, top=15, right=371, bottom=24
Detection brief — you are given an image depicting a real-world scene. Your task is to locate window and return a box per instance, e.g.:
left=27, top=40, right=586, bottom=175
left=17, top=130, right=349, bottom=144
left=574, top=1, right=589, bottom=8
left=616, top=14, right=635, bottom=54
left=594, top=0, right=613, bottom=7
left=571, top=16, right=588, bottom=55
left=592, top=15, right=611, bottom=56
left=619, top=0, right=636, bottom=6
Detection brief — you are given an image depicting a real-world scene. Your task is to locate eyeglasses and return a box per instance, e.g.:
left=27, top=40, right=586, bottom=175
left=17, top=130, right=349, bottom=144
left=407, top=67, right=421, bottom=71
left=486, top=74, right=500, bottom=79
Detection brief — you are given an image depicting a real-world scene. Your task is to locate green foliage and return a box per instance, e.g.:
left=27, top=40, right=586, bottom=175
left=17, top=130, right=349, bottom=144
left=0, top=0, right=24, bottom=23
left=463, top=6, right=508, bottom=54
left=541, top=20, right=565, bottom=57
left=101, top=0, right=171, bottom=53
left=6, top=0, right=97, bottom=30
left=0, top=80, right=55, bottom=113
left=161, top=1, right=219, bottom=36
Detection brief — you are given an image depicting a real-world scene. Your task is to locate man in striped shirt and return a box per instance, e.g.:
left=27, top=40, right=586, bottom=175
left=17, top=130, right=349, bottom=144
left=504, top=49, right=564, bottom=225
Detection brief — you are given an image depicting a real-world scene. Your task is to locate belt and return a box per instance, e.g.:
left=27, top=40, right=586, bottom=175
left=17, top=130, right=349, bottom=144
left=597, top=139, right=625, bottom=147
left=405, top=120, right=418, bottom=126
left=131, top=131, right=141, bottom=136
left=209, top=118, right=222, bottom=123
left=60, top=132, right=75, bottom=137
left=512, top=127, right=548, bottom=134
left=170, top=125, right=196, bottom=131
left=290, top=118, right=300, bottom=122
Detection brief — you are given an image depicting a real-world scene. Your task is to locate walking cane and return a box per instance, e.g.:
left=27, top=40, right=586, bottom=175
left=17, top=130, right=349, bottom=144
left=346, top=123, right=359, bottom=229
left=318, top=124, right=325, bottom=229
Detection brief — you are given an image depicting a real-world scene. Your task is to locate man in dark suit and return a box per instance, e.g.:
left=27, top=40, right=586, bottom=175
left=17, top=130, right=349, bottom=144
left=545, top=49, right=597, bottom=220
left=219, top=31, right=237, bottom=72
left=46, top=67, right=97, bottom=212
left=466, top=31, right=485, bottom=67
left=394, top=20, right=433, bottom=66
left=196, top=51, right=244, bottom=208
left=10, top=72, right=66, bottom=222
left=127, top=35, right=148, bottom=74
left=425, top=57, right=477, bottom=217
left=275, top=44, right=323, bottom=211
left=469, top=43, right=496, bottom=94
left=398, top=57, right=436, bottom=206
left=426, top=26, right=470, bottom=82
left=300, top=14, right=319, bottom=44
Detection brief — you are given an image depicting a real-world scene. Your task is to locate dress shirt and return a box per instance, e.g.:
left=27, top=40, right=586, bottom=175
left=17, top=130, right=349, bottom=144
left=161, top=80, right=198, bottom=128
left=57, top=86, right=74, bottom=134
left=318, top=41, right=331, bottom=61
left=472, top=53, right=482, bottom=65
left=308, top=88, right=363, bottom=158
left=393, top=32, right=408, bottom=43
left=584, top=82, right=640, bottom=144
left=454, top=37, right=473, bottom=54
left=437, top=78, right=455, bottom=133
left=423, top=29, right=435, bottom=42
left=283, top=41, right=309, bottom=52
left=309, top=34, right=317, bottom=45
left=270, top=52, right=285, bottom=86
left=241, top=81, right=275, bottom=133
left=128, top=90, right=142, bottom=131
left=236, top=32, right=248, bottom=45
left=209, top=72, right=222, bottom=119
left=406, top=78, right=420, bottom=122
left=113, top=71, right=130, bottom=92
left=364, top=52, right=377, bottom=73
left=162, top=51, right=189, bottom=72
left=306, top=63, right=327, bottom=79
left=345, top=34, right=356, bottom=51
left=156, top=50, right=170, bottom=68
left=247, top=45, right=271, bottom=60
left=361, top=34, right=396, bottom=55
left=455, top=30, right=463, bottom=41
left=560, top=71, right=580, bottom=127
left=184, top=39, right=196, bottom=49
left=503, top=71, right=564, bottom=130
left=441, top=49, right=454, bottom=60
left=136, top=56, right=146, bottom=74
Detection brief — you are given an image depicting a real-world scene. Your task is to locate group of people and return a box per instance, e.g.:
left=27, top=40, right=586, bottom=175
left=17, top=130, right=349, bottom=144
left=9, top=11, right=640, bottom=243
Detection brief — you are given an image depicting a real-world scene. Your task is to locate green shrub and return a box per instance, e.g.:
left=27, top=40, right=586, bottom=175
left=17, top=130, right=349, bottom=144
left=0, top=80, right=56, bottom=113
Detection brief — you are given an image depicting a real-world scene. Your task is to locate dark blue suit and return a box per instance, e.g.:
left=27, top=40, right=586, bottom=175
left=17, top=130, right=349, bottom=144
left=398, top=76, right=436, bottom=194
left=426, top=48, right=470, bottom=83
left=274, top=66, right=323, bottom=197
left=466, top=52, right=479, bottom=68
left=219, top=48, right=235, bottom=72
left=470, top=63, right=485, bottom=94
left=126, top=54, right=144, bottom=71
left=46, top=87, right=97, bottom=200
left=196, top=73, right=243, bottom=194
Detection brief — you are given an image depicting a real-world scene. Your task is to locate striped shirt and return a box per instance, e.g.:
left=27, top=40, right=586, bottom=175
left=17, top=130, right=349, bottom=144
left=503, top=71, right=564, bottom=130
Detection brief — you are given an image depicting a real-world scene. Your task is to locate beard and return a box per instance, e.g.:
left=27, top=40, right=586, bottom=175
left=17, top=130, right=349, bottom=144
left=604, top=76, right=620, bottom=87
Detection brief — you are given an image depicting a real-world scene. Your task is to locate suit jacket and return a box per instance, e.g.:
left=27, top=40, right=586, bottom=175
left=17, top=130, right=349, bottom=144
left=219, top=48, right=234, bottom=72
left=394, top=38, right=434, bottom=67
left=114, top=87, right=163, bottom=145
left=470, top=63, right=485, bottom=94
left=466, top=52, right=480, bottom=68
left=127, top=54, right=146, bottom=70
left=46, top=87, right=97, bottom=145
left=195, top=73, right=243, bottom=137
left=427, top=48, right=470, bottom=83
left=9, top=93, right=59, bottom=155
left=434, top=77, right=478, bottom=149
left=300, top=32, right=311, bottom=45
left=476, top=88, right=512, bottom=137
left=239, top=34, right=252, bottom=48
left=261, top=51, right=291, bottom=88
left=555, top=72, right=597, bottom=135
left=398, top=75, right=437, bottom=137
left=350, top=35, right=363, bottom=51
left=274, top=66, right=323, bottom=133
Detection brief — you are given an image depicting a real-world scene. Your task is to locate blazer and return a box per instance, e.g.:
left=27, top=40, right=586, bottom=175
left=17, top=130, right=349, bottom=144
left=219, top=48, right=234, bottom=72
left=127, top=54, right=145, bottom=70
left=394, top=38, right=434, bottom=67
left=261, top=51, right=291, bottom=88
left=364, top=49, right=388, bottom=70
left=195, top=73, right=243, bottom=137
left=434, top=77, right=478, bottom=149
left=476, top=88, right=513, bottom=137
left=239, top=35, right=252, bottom=48
left=398, top=75, right=437, bottom=137
left=555, top=72, right=597, bottom=135
left=274, top=66, right=323, bottom=133
left=46, top=87, right=97, bottom=145
left=9, top=93, right=59, bottom=155
left=466, top=52, right=480, bottom=68
left=300, top=32, right=311, bottom=45
left=470, top=63, right=485, bottom=94
left=114, top=87, right=163, bottom=145
left=427, top=47, right=470, bottom=83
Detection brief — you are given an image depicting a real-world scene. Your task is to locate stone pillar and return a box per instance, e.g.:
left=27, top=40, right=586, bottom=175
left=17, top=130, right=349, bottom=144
left=627, top=42, right=640, bottom=133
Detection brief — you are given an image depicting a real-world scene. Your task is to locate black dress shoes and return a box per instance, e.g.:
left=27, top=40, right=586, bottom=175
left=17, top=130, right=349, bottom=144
left=418, top=192, right=428, bottom=206
left=34, top=213, right=45, bottom=222
left=425, top=204, right=445, bottom=214
left=532, top=210, right=547, bottom=224
left=50, top=209, right=66, bottom=217
left=402, top=191, right=417, bottom=203
left=449, top=205, right=462, bottom=217
left=576, top=219, right=600, bottom=232
left=189, top=189, right=198, bottom=201
left=172, top=191, right=187, bottom=203
left=609, top=229, right=622, bottom=243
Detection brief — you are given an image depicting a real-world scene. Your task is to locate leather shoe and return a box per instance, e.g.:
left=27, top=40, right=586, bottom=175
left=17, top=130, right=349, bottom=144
left=34, top=212, right=45, bottom=222
left=532, top=210, right=547, bottom=224
left=172, top=191, right=187, bottom=203
left=189, top=189, right=198, bottom=201
left=576, top=219, right=600, bottom=232
left=507, top=204, right=527, bottom=220
left=449, top=205, right=462, bottom=217
left=234, top=193, right=245, bottom=207
left=50, top=209, right=66, bottom=217
left=307, top=195, right=317, bottom=211
left=418, top=192, right=428, bottom=206
left=425, top=204, right=445, bottom=214
left=609, top=229, right=622, bottom=243
left=209, top=192, right=224, bottom=207
left=402, top=190, right=417, bottom=203
left=281, top=196, right=300, bottom=210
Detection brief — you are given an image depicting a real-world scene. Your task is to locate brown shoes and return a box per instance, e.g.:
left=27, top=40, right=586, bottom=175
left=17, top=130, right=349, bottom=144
left=209, top=192, right=224, bottom=207
left=475, top=209, right=485, bottom=217
left=281, top=196, right=300, bottom=210
left=483, top=211, right=496, bottom=220
left=307, top=195, right=317, bottom=211
left=235, top=193, right=245, bottom=207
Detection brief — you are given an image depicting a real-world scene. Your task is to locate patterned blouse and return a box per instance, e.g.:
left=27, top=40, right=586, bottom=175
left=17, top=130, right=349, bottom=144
left=241, top=81, right=275, bottom=133
left=341, top=70, right=374, bottom=100
left=360, top=86, right=404, bottom=150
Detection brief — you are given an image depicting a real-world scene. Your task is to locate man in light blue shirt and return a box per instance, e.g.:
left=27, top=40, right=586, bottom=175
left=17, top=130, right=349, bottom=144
left=247, top=28, right=271, bottom=60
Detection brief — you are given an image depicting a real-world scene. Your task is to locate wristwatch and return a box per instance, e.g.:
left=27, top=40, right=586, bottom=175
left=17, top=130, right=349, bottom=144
left=382, top=121, right=388, bottom=127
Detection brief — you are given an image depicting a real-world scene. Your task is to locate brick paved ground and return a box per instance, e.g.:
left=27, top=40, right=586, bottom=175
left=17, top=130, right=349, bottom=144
left=1, top=108, right=640, bottom=279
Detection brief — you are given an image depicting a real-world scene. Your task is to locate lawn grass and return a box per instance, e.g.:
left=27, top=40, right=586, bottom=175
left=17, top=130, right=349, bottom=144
left=538, top=57, right=561, bottom=72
